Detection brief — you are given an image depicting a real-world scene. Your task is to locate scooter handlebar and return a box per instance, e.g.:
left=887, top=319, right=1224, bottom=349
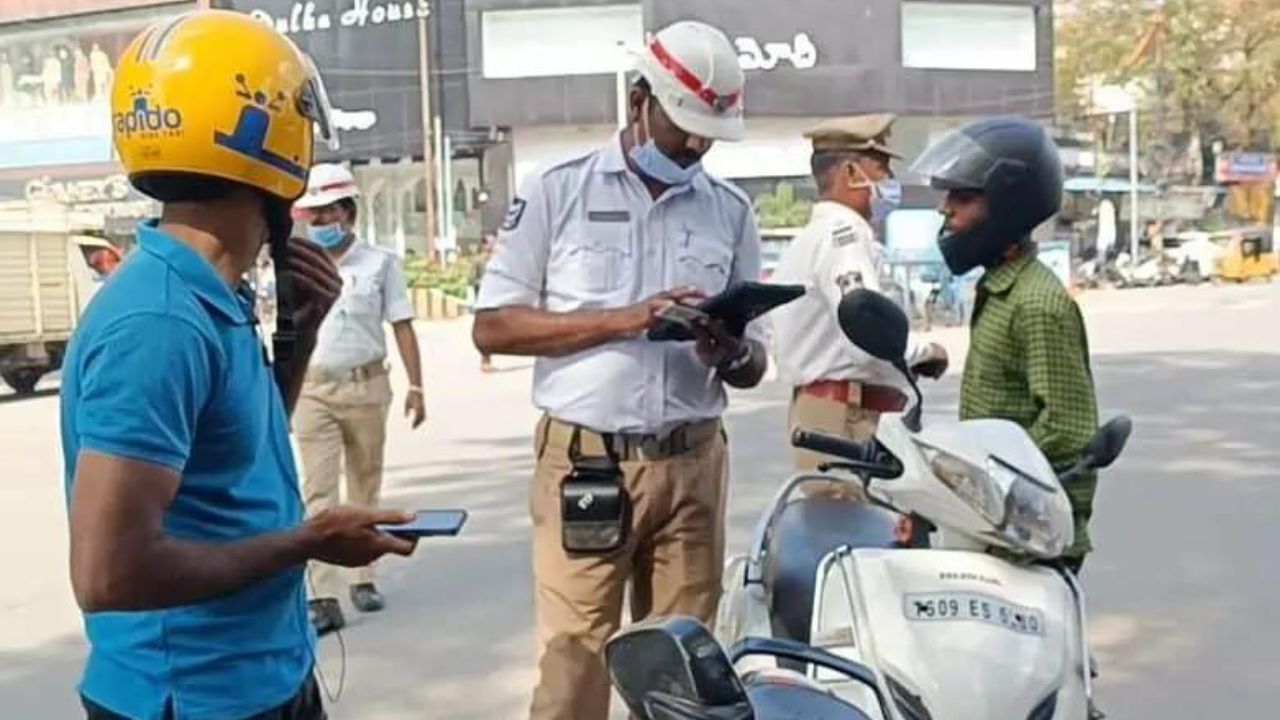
left=791, top=429, right=873, bottom=461
left=791, top=429, right=902, bottom=479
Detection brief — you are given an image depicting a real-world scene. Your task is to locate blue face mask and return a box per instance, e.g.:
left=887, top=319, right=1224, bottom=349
left=629, top=141, right=704, bottom=187
left=307, top=223, right=347, bottom=249
left=628, top=99, right=704, bottom=187
left=871, top=178, right=902, bottom=225
left=852, top=163, right=901, bottom=225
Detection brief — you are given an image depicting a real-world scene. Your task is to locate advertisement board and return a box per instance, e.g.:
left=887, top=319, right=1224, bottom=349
left=223, top=0, right=429, bottom=160
left=0, top=4, right=189, bottom=169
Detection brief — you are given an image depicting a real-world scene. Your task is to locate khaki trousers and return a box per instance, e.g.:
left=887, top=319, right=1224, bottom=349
left=528, top=417, right=729, bottom=720
left=293, top=370, right=392, bottom=601
left=789, top=387, right=881, bottom=501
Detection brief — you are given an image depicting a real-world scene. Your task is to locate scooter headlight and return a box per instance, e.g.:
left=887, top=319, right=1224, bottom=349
left=921, top=446, right=1004, bottom=525
left=921, top=444, right=1069, bottom=558
left=987, top=457, right=1070, bottom=559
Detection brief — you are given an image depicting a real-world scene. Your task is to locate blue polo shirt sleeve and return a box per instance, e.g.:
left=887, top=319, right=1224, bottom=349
left=74, top=312, right=216, bottom=472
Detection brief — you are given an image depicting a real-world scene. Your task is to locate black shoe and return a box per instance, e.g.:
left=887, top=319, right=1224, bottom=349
left=309, top=598, right=345, bottom=636
left=350, top=583, right=385, bottom=613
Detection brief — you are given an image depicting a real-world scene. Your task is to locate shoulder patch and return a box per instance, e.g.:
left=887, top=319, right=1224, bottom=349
left=835, top=271, right=864, bottom=293
left=501, top=198, right=527, bottom=232
left=831, top=224, right=859, bottom=247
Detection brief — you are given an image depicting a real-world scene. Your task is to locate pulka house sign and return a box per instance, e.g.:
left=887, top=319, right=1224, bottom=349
left=223, top=0, right=429, bottom=160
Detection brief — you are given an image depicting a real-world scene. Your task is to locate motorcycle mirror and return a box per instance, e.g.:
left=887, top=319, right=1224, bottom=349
left=837, top=290, right=923, bottom=431
left=1083, top=416, right=1133, bottom=470
left=605, top=616, right=750, bottom=720
left=837, top=289, right=909, bottom=363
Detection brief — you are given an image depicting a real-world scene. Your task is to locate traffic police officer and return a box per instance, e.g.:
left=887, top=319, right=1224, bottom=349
left=59, top=11, right=417, bottom=720
left=292, top=163, right=427, bottom=634
left=771, top=115, right=947, bottom=472
left=473, top=20, right=765, bottom=720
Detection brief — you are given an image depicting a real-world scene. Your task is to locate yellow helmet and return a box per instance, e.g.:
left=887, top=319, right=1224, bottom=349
left=112, top=10, right=338, bottom=203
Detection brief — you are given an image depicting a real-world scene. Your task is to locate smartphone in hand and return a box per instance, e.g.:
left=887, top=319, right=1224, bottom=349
left=375, top=510, right=468, bottom=539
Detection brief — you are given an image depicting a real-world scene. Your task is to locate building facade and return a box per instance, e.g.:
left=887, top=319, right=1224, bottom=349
left=0, top=0, right=196, bottom=221
left=3, top=0, right=1056, bottom=251
left=464, top=0, right=1054, bottom=211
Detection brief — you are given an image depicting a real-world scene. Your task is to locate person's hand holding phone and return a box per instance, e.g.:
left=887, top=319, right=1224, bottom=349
left=618, top=287, right=706, bottom=337
left=303, top=505, right=419, bottom=567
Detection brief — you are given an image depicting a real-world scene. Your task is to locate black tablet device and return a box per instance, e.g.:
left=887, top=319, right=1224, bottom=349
left=647, top=282, right=806, bottom=342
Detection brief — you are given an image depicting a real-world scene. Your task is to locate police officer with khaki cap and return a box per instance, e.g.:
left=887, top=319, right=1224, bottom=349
left=771, top=114, right=947, bottom=471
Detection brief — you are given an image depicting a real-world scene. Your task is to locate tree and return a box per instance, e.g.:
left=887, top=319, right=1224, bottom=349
left=1056, top=0, right=1280, bottom=182
left=754, top=182, right=812, bottom=229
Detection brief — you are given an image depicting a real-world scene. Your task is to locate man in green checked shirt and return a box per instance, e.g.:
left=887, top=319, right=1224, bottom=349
left=911, top=117, right=1099, bottom=572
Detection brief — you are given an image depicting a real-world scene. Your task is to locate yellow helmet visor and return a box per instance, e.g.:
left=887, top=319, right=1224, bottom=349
left=299, top=54, right=340, bottom=152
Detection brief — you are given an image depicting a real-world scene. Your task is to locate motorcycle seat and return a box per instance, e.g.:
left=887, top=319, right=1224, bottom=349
left=763, top=496, right=899, bottom=645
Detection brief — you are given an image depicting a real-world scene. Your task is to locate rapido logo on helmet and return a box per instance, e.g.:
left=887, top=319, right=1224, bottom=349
left=113, top=85, right=184, bottom=139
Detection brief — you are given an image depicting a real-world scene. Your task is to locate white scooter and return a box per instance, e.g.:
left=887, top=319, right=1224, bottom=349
left=716, top=288, right=1132, bottom=720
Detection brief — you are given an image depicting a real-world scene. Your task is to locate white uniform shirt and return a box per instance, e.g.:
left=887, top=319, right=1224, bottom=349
left=476, top=134, right=764, bottom=434
left=770, top=201, right=927, bottom=393
left=310, top=241, right=416, bottom=372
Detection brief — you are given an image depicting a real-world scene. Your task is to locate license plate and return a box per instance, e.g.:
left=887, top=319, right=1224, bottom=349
left=903, top=592, right=1045, bottom=636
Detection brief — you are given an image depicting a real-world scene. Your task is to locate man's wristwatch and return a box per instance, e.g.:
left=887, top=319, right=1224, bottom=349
left=717, top=344, right=753, bottom=374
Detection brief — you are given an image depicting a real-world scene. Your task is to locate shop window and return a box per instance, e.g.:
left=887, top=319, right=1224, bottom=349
left=901, top=3, right=1036, bottom=72
left=0, top=4, right=185, bottom=169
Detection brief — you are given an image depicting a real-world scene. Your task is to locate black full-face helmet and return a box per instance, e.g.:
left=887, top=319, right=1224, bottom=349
left=911, top=117, right=1063, bottom=274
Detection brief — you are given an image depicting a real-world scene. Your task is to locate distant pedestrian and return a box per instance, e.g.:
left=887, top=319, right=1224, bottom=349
left=292, top=163, right=428, bottom=636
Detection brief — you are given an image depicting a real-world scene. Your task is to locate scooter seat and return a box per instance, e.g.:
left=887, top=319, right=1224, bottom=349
left=764, top=497, right=899, bottom=644
left=746, top=679, right=874, bottom=720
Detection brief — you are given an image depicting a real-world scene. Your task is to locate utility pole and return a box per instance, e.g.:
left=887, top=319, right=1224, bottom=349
left=1129, top=106, right=1140, bottom=262
left=416, top=6, right=438, bottom=261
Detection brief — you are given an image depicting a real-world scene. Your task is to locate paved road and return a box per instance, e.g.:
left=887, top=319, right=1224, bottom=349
left=1, top=281, right=1277, bottom=719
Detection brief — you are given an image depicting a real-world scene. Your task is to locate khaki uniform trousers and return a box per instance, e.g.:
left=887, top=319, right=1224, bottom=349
left=293, top=363, right=392, bottom=601
left=529, top=416, right=729, bottom=720
left=789, top=384, right=884, bottom=501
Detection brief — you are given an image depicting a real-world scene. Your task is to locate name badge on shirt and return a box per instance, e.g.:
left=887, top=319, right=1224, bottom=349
left=588, top=210, right=631, bottom=224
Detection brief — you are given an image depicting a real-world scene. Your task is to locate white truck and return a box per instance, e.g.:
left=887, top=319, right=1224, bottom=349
left=0, top=203, right=108, bottom=395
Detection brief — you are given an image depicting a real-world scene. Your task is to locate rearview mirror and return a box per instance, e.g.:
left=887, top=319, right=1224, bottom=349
left=837, top=289, right=910, bottom=364
left=1083, top=416, right=1133, bottom=470
left=837, top=290, right=922, bottom=431
left=606, top=616, right=750, bottom=720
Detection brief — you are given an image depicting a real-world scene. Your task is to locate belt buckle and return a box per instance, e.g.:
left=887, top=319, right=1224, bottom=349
left=633, top=435, right=662, bottom=461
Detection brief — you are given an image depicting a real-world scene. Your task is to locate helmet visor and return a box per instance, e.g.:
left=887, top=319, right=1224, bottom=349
left=298, top=54, right=340, bottom=152
left=907, top=130, right=1003, bottom=192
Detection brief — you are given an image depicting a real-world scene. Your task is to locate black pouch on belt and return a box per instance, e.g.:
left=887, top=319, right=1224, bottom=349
left=561, top=428, right=630, bottom=554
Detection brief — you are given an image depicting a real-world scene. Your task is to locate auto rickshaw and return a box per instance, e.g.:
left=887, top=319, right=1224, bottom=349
left=1217, top=228, right=1277, bottom=282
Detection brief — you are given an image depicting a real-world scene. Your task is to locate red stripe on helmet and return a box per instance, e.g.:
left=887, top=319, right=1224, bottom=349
left=313, top=180, right=357, bottom=194
left=647, top=37, right=741, bottom=114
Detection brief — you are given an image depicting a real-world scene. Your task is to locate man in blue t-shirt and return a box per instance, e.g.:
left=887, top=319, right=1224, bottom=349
left=60, top=12, right=418, bottom=720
